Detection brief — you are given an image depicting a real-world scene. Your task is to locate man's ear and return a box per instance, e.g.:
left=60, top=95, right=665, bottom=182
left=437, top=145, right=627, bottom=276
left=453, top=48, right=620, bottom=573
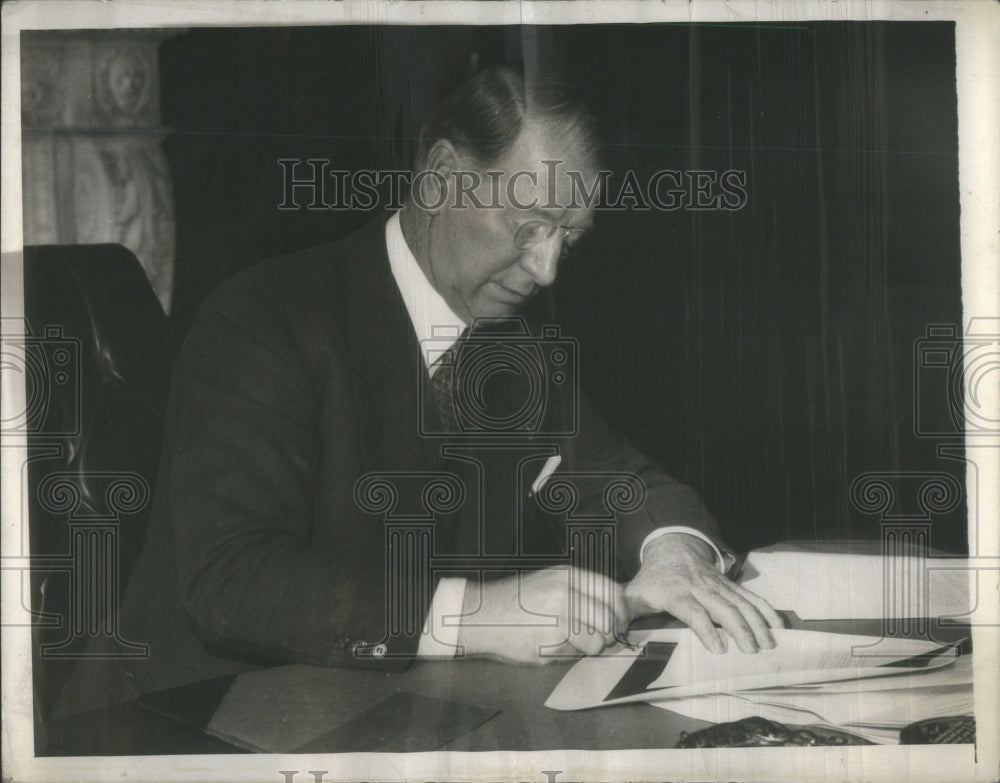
left=415, top=140, right=457, bottom=215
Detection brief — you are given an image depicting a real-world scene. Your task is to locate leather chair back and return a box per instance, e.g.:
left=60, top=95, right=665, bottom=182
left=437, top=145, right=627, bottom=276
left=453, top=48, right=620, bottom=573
left=22, top=244, right=172, bottom=728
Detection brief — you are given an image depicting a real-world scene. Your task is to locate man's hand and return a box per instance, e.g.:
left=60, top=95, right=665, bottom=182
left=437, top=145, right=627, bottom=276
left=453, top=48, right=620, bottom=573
left=457, top=567, right=628, bottom=663
left=625, top=533, right=784, bottom=654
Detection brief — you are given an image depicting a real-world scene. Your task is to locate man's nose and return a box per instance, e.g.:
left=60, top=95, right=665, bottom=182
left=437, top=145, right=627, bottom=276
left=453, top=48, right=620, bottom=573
left=520, top=234, right=562, bottom=288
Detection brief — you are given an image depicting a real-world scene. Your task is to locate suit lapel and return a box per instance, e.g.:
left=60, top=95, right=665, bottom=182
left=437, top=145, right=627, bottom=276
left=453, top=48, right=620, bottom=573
left=341, top=215, right=434, bottom=476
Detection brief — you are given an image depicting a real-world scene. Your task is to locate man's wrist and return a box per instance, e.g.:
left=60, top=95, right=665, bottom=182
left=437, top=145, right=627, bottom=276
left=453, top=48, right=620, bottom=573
left=640, top=526, right=729, bottom=572
left=643, top=530, right=715, bottom=564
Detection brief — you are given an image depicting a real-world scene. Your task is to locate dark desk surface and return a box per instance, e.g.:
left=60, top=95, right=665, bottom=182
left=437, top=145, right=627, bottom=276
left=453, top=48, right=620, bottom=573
left=41, top=615, right=970, bottom=756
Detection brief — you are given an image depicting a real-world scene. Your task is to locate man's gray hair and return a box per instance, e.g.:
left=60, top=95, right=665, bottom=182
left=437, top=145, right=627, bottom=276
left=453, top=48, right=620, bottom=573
left=415, top=65, right=601, bottom=172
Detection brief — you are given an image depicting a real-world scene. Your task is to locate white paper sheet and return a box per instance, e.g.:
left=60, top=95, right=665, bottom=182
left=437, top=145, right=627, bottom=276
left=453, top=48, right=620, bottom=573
left=645, top=629, right=958, bottom=691
left=544, top=629, right=960, bottom=711
left=738, top=549, right=974, bottom=620
left=762, top=653, right=975, bottom=694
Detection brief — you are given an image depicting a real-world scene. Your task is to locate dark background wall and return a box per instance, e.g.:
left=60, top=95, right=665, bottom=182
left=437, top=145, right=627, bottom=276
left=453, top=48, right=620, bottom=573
left=159, top=23, right=966, bottom=555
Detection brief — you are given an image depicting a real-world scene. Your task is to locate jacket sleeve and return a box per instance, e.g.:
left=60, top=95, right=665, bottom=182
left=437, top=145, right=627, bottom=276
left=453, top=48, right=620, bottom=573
left=161, top=282, right=416, bottom=670
left=566, top=392, right=738, bottom=582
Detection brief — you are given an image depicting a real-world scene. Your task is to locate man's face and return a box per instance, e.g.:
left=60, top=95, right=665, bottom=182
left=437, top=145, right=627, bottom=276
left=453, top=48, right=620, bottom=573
left=425, top=122, right=597, bottom=322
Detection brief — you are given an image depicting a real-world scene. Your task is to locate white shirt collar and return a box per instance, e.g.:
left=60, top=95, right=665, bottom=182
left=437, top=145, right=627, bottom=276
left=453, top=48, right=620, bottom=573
left=385, top=211, right=467, bottom=375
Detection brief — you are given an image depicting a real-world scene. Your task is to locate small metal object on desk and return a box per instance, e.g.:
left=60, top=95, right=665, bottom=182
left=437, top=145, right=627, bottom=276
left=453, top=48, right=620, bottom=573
left=614, top=632, right=641, bottom=651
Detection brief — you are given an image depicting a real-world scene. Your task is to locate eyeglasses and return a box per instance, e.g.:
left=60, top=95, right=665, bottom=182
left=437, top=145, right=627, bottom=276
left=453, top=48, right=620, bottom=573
left=511, top=219, right=590, bottom=259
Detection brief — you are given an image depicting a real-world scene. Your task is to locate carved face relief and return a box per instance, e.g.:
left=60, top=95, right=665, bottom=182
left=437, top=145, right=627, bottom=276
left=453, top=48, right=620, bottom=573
left=20, top=46, right=64, bottom=126
left=94, top=46, right=154, bottom=125
left=108, top=52, right=148, bottom=114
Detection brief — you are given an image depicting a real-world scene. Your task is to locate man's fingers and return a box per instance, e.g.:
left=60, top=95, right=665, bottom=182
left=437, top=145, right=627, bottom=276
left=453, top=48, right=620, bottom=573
left=568, top=568, right=629, bottom=636
left=670, top=597, right=726, bottom=653
left=713, top=587, right=776, bottom=650
left=563, top=590, right=618, bottom=657
left=568, top=587, right=622, bottom=645
left=613, top=586, right=631, bottom=633
left=695, top=588, right=760, bottom=653
left=729, top=582, right=786, bottom=629
left=569, top=567, right=626, bottom=605
left=566, top=628, right=609, bottom=657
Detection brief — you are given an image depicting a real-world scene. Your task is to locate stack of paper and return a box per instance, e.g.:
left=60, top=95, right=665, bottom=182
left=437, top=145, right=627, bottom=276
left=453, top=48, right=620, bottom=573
left=737, top=544, right=974, bottom=621
left=546, top=629, right=972, bottom=745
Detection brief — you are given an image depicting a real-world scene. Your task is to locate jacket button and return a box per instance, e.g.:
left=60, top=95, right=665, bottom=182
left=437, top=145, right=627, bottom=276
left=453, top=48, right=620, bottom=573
left=372, top=643, right=387, bottom=658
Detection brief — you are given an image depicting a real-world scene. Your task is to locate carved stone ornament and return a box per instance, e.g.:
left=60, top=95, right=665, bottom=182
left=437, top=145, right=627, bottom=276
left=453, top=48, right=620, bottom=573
left=20, top=31, right=179, bottom=313
left=93, top=44, right=157, bottom=128
left=20, top=43, right=65, bottom=128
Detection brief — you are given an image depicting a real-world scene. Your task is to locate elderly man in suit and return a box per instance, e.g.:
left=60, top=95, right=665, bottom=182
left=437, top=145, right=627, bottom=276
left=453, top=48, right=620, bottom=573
left=56, top=66, right=781, bottom=715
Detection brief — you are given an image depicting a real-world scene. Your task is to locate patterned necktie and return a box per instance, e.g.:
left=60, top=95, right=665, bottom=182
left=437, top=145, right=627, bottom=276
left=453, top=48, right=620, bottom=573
left=430, top=328, right=469, bottom=433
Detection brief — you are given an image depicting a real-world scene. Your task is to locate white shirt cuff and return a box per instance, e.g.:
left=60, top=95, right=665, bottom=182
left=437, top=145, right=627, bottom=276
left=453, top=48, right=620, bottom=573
left=639, top=526, right=730, bottom=573
left=416, top=577, right=466, bottom=657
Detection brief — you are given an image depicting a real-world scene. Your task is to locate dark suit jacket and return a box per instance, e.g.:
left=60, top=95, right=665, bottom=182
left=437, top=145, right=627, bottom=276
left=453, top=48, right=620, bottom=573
left=55, top=214, right=729, bottom=715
